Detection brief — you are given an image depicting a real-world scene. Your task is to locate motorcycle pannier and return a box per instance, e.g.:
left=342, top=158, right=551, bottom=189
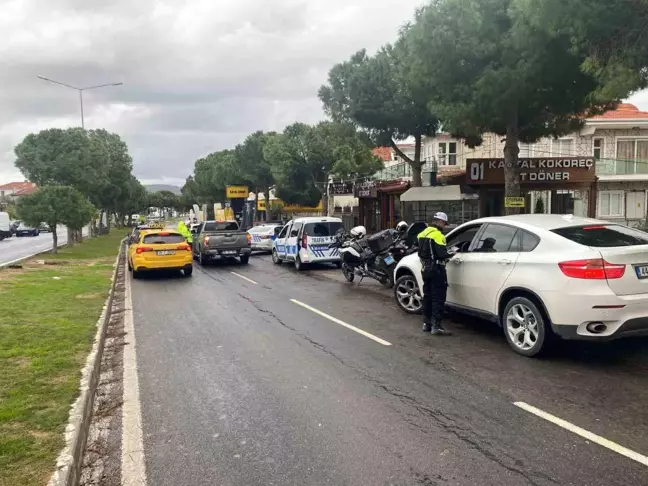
left=367, top=230, right=394, bottom=253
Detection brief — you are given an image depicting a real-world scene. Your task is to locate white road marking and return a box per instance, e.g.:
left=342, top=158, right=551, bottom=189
left=290, top=299, right=392, bottom=346
left=231, top=272, right=258, bottom=284
left=122, top=255, right=148, bottom=485
left=514, top=401, right=648, bottom=467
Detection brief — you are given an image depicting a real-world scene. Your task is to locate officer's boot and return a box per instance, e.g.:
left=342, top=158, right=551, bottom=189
left=430, top=320, right=451, bottom=336
left=422, top=321, right=432, bottom=333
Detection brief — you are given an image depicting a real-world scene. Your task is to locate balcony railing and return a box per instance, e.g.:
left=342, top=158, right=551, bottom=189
left=372, top=159, right=439, bottom=180
left=596, top=159, right=648, bottom=176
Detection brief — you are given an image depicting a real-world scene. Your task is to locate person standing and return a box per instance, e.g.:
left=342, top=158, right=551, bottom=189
left=177, top=220, right=193, bottom=244
left=417, top=212, right=454, bottom=335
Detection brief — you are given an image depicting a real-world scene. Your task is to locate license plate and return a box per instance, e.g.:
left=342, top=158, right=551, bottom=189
left=635, top=265, right=648, bottom=279
left=384, top=255, right=394, bottom=265
left=156, top=250, right=175, bottom=256
left=221, top=250, right=237, bottom=255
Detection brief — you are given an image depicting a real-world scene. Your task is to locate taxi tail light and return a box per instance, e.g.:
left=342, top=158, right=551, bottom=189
left=135, top=247, right=154, bottom=254
left=176, top=244, right=191, bottom=251
left=302, top=234, right=307, bottom=249
left=558, top=259, right=625, bottom=279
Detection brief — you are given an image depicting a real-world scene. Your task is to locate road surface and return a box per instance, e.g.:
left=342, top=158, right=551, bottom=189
left=0, top=226, right=88, bottom=266
left=128, top=255, right=648, bottom=485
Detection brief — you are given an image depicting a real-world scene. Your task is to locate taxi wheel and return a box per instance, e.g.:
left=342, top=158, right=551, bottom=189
left=132, top=269, right=141, bottom=280
left=184, top=267, right=193, bottom=277
left=272, top=249, right=282, bottom=265
left=127, top=258, right=132, bottom=272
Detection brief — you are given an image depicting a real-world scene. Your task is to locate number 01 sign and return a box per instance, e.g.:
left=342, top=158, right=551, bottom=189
left=469, top=161, right=485, bottom=181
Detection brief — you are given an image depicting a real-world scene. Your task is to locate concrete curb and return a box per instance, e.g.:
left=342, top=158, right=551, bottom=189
left=47, top=241, right=125, bottom=486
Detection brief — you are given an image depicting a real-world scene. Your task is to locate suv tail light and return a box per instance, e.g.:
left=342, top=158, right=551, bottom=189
left=135, top=246, right=154, bottom=254
left=558, top=259, right=625, bottom=280
left=302, top=234, right=307, bottom=249
left=203, top=236, right=210, bottom=245
left=246, top=233, right=252, bottom=244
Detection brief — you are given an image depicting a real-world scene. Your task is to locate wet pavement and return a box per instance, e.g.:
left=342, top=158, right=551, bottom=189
left=129, top=252, right=648, bottom=485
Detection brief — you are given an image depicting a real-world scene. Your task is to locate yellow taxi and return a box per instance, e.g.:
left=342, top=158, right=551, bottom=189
left=128, top=229, right=193, bottom=279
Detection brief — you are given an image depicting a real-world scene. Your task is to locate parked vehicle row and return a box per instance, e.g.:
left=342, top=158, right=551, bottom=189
left=0, top=213, right=52, bottom=240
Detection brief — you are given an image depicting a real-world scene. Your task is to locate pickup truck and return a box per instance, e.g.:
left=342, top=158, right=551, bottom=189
left=192, top=220, right=252, bottom=265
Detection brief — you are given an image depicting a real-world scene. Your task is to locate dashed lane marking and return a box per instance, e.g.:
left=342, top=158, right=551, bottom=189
left=290, top=299, right=392, bottom=346
left=230, top=272, right=258, bottom=284
left=514, top=401, right=648, bottom=467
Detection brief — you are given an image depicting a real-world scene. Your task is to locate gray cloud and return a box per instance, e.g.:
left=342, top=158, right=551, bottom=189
left=2, top=0, right=646, bottom=186
left=0, top=0, right=426, bottom=185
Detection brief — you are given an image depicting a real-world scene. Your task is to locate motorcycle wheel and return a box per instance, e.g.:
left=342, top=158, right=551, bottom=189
left=342, top=264, right=355, bottom=282
left=381, top=274, right=394, bottom=289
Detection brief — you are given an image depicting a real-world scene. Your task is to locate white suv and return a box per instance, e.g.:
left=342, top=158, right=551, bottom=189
left=393, top=214, right=648, bottom=357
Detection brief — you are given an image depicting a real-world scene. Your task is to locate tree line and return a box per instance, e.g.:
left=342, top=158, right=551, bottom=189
left=12, top=127, right=151, bottom=252
left=181, top=122, right=384, bottom=221
left=187, top=0, right=647, bottom=215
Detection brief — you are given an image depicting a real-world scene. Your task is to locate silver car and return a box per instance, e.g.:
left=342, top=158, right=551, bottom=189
left=248, top=224, right=282, bottom=252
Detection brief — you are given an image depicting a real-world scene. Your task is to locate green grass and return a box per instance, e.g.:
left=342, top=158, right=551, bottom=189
left=0, top=232, right=121, bottom=486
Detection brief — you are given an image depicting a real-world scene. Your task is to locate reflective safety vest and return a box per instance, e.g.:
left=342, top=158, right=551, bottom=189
left=417, top=226, right=446, bottom=245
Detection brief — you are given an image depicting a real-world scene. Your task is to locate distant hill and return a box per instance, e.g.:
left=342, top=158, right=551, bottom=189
left=145, top=184, right=182, bottom=195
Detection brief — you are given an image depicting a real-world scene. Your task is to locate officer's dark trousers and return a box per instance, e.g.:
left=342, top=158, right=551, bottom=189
left=423, top=271, right=447, bottom=324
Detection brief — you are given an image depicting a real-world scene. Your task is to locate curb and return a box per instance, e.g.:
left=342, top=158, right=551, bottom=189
left=47, top=241, right=125, bottom=486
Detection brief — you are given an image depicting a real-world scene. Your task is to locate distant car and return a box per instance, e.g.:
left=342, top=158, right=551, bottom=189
left=39, top=223, right=52, bottom=233
left=0, top=213, right=11, bottom=240
left=248, top=223, right=283, bottom=253
left=393, top=214, right=648, bottom=357
left=128, top=229, right=193, bottom=279
left=15, top=223, right=40, bottom=237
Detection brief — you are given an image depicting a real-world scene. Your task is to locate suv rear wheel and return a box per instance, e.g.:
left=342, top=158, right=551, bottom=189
left=502, top=297, right=548, bottom=357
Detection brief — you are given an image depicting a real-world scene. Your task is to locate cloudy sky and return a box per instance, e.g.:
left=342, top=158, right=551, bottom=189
left=1, top=0, right=647, bottom=187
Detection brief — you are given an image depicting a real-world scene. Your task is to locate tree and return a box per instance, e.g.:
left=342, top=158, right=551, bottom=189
left=265, top=122, right=383, bottom=211
left=404, top=0, right=631, bottom=213
left=17, top=186, right=95, bottom=253
left=519, top=0, right=648, bottom=99
left=534, top=196, right=545, bottom=214
left=234, top=131, right=276, bottom=221
left=115, top=176, right=148, bottom=226
left=319, top=44, right=439, bottom=186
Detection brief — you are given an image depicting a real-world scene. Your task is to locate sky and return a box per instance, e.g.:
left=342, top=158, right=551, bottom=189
left=1, top=0, right=647, bottom=187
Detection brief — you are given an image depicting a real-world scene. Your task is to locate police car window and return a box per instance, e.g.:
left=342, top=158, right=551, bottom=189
left=143, top=234, right=186, bottom=244
left=304, top=222, right=343, bottom=237
left=473, top=224, right=518, bottom=252
left=278, top=225, right=289, bottom=239
left=290, top=222, right=302, bottom=237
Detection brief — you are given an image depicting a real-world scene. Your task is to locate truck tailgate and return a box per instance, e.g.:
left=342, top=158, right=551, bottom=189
left=207, top=232, right=248, bottom=249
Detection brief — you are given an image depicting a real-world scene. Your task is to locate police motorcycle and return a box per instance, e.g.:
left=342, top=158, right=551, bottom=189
left=329, top=221, right=424, bottom=289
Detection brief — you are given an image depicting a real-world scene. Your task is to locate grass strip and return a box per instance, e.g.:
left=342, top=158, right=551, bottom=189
left=0, top=231, right=123, bottom=486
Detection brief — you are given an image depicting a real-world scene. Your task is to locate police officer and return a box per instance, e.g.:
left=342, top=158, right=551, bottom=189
left=417, top=212, right=454, bottom=336
left=177, top=220, right=193, bottom=244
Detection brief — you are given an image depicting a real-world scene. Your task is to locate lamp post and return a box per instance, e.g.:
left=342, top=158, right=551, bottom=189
left=37, top=75, right=122, bottom=129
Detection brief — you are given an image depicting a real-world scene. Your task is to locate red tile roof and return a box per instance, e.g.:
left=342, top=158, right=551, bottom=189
left=591, top=103, right=648, bottom=120
left=372, top=147, right=393, bottom=161
left=0, top=181, right=37, bottom=196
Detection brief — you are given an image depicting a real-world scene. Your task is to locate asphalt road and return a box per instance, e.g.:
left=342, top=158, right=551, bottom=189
left=0, top=226, right=89, bottom=266
left=130, top=254, right=648, bottom=486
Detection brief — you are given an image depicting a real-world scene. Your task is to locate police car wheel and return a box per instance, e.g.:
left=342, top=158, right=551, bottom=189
left=272, top=250, right=282, bottom=265
left=295, top=255, right=305, bottom=271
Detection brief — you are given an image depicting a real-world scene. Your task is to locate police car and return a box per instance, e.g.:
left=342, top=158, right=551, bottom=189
left=248, top=223, right=283, bottom=252
left=272, top=216, right=343, bottom=270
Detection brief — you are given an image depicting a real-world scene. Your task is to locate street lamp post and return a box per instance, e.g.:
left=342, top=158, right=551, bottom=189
left=37, top=75, right=122, bottom=129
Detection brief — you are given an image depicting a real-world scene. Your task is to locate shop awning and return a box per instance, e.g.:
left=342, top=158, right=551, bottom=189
left=400, top=185, right=465, bottom=202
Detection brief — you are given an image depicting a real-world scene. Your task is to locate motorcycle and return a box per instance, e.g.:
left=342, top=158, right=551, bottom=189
left=330, top=222, right=425, bottom=288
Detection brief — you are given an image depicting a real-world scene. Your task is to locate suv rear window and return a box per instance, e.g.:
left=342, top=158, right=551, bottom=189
left=552, top=224, right=648, bottom=247
left=203, top=222, right=239, bottom=231
left=304, top=222, right=343, bottom=237
left=143, top=233, right=186, bottom=244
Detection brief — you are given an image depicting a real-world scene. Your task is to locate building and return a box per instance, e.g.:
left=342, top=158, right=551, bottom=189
left=0, top=181, right=37, bottom=201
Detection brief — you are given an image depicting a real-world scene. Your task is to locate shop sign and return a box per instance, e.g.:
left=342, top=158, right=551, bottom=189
left=504, top=197, right=525, bottom=208
left=226, top=185, right=249, bottom=198
left=257, top=198, right=323, bottom=212
left=466, top=158, right=596, bottom=185
left=329, top=182, right=355, bottom=195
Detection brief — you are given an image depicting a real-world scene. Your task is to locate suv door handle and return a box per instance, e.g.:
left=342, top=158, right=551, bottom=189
left=498, top=259, right=512, bottom=265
